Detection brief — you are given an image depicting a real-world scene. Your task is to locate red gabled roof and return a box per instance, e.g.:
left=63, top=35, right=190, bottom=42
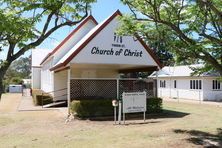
left=40, top=15, right=98, bottom=65
left=50, top=10, right=162, bottom=71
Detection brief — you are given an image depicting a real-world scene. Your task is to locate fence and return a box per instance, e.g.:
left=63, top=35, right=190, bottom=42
left=70, top=78, right=156, bottom=100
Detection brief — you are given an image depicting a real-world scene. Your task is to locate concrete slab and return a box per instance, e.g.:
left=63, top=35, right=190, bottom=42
left=18, top=95, right=67, bottom=112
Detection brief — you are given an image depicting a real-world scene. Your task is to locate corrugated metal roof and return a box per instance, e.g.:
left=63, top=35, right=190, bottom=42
left=149, top=64, right=220, bottom=77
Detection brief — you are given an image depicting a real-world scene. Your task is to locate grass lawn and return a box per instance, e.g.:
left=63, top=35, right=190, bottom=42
left=0, top=94, right=222, bottom=148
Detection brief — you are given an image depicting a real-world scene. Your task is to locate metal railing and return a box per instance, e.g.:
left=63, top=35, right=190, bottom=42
left=41, top=88, right=67, bottom=107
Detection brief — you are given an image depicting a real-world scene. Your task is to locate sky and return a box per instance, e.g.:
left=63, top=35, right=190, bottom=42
left=38, top=0, right=131, bottom=50
left=0, top=0, right=131, bottom=60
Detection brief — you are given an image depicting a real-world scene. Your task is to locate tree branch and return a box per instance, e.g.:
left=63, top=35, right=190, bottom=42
left=12, top=3, right=89, bottom=60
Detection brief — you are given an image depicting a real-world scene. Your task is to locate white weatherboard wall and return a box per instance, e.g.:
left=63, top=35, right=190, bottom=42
left=31, top=49, right=51, bottom=89
left=32, top=68, right=41, bottom=88
left=203, top=77, right=222, bottom=101
left=54, top=70, right=67, bottom=101
left=150, top=65, right=222, bottom=101
left=41, top=58, right=54, bottom=93
left=71, top=17, right=157, bottom=66
left=158, top=77, right=203, bottom=101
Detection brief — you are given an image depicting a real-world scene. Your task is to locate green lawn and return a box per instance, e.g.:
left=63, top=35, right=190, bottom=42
left=0, top=94, right=221, bottom=148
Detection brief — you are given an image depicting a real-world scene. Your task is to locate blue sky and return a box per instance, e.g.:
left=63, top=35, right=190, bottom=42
left=38, top=0, right=130, bottom=50
left=0, top=0, right=130, bottom=60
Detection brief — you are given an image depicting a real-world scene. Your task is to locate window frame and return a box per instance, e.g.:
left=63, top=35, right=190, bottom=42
left=190, top=79, right=202, bottom=90
left=174, top=80, right=177, bottom=88
left=212, top=80, right=221, bottom=90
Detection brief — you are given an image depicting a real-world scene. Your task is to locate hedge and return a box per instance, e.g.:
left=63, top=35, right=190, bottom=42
left=146, top=97, right=162, bottom=113
left=32, top=89, right=53, bottom=106
left=70, top=97, right=162, bottom=118
left=70, top=99, right=113, bottom=117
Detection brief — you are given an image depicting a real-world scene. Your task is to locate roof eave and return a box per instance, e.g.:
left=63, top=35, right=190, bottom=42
left=39, top=15, right=98, bottom=65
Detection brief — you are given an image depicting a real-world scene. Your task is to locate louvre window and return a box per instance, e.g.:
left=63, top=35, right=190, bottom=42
left=160, top=80, right=166, bottom=88
left=212, top=80, right=221, bottom=90
left=190, top=80, right=202, bottom=90
left=174, top=80, right=177, bottom=88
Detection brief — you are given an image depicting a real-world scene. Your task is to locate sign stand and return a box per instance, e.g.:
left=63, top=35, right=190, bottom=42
left=123, top=113, right=125, bottom=124
left=118, top=100, right=122, bottom=124
left=114, top=106, right=117, bottom=124
left=122, top=91, right=146, bottom=125
left=144, top=111, right=146, bottom=122
left=112, top=100, right=118, bottom=124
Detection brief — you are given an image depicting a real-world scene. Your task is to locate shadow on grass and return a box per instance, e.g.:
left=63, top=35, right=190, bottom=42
left=147, top=109, right=190, bottom=119
left=81, top=109, right=189, bottom=122
left=174, top=128, right=222, bottom=147
left=122, top=120, right=161, bottom=126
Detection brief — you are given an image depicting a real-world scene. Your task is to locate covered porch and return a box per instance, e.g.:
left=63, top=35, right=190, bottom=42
left=53, top=63, right=159, bottom=113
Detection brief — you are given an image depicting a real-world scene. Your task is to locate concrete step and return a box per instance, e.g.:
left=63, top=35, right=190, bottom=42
left=43, top=101, right=66, bottom=108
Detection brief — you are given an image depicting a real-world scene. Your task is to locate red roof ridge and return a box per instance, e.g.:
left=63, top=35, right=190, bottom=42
left=40, top=15, right=98, bottom=65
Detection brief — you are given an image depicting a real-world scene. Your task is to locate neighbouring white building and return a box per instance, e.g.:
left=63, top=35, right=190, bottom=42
left=31, top=10, right=162, bottom=105
left=31, top=48, right=51, bottom=89
left=150, top=65, right=222, bottom=101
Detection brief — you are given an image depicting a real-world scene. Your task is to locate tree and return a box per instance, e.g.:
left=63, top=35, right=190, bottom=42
left=8, top=56, right=31, bottom=79
left=0, top=0, right=95, bottom=99
left=118, top=15, right=174, bottom=66
left=120, top=0, right=222, bottom=75
left=3, top=57, right=31, bottom=91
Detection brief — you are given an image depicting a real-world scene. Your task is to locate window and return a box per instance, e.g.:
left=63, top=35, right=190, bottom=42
left=190, top=80, right=202, bottom=90
left=199, top=80, right=202, bottom=89
left=174, top=80, right=177, bottom=88
left=160, top=80, right=166, bottom=88
left=213, top=80, right=221, bottom=90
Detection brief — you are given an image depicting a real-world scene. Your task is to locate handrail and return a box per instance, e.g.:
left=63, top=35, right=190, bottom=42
left=53, top=94, right=68, bottom=99
left=41, top=88, right=67, bottom=108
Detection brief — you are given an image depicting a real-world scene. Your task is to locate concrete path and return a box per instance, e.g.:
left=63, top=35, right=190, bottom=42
left=0, top=93, right=21, bottom=113
left=164, top=98, right=222, bottom=107
left=17, top=94, right=68, bottom=116
left=17, top=95, right=47, bottom=111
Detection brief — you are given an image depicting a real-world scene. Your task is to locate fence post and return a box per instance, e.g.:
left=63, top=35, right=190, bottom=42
left=67, top=69, right=71, bottom=115
left=117, top=78, right=121, bottom=124
left=156, top=70, right=158, bottom=98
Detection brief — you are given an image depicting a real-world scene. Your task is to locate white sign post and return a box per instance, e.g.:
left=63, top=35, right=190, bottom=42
left=122, top=92, right=146, bottom=124
left=112, top=100, right=118, bottom=124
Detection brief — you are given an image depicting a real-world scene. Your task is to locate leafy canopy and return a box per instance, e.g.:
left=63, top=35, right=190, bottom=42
left=119, top=0, right=222, bottom=75
left=0, top=0, right=95, bottom=63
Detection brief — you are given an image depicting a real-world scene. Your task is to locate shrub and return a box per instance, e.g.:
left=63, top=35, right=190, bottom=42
left=71, top=97, right=162, bottom=118
left=32, top=89, right=53, bottom=106
left=70, top=99, right=113, bottom=117
left=147, top=97, right=162, bottom=113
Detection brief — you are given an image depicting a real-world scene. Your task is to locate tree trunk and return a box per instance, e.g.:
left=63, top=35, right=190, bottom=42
left=0, top=62, right=11, bottom=101
left=0, top=78, right=4, bottom=100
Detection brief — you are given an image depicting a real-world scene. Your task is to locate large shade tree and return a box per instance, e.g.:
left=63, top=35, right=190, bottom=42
left=0, top=0, right=95, bottom=99
left=119, top=0, right=222, bottom=75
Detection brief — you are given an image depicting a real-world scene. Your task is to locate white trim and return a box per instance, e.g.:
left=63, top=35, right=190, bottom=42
left=67, top=68, right=71, bottom=115
left=70, top=78, right=117, bottom=80
left=70, top=78, right=154, bottom=80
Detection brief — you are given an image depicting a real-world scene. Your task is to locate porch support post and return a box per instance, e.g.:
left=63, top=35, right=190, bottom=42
left=67, top=68, right=71, bottom=115
left=155, top=70, right=158, bottom=98
left=117, top=78, right=121, bottom=124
